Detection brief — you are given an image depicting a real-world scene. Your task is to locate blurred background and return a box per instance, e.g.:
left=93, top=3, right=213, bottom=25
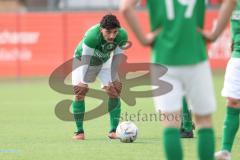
left=0, top=0, right=224, bottom=11
left=0, top=0, right=229, bottom=78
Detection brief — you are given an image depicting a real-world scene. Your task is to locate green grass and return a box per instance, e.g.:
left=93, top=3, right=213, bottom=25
left=0, top=71, right=240, bottom=160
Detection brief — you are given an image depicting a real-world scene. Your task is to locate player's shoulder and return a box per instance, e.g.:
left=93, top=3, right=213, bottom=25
left=115, top=27, right=128, bottom=43
left=118, top=27, right=128, bottom=39
left=83, top=24, right=101, bottom=48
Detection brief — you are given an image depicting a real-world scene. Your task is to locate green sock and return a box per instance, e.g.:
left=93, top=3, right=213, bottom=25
left=108, top=98, right=121, bottom=132
left=198, top=128, right=215, bottom=160
left=181, top=97, right=193, bottom=131
left=163, top=128, right=183, bottom=160
left=221, top=107, right=240, bottom=152
left=72, top=100, right=85, bottom=133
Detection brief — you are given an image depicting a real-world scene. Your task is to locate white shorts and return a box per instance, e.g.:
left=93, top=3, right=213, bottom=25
left=72, top=57, right=119, bottom=87
left=221, top=58, right=240, bottom=99
left=151, top=61, right=216, bottom=115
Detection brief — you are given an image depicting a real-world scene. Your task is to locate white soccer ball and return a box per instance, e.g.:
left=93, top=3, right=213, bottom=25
left=116, top=121, right=138, bottom=143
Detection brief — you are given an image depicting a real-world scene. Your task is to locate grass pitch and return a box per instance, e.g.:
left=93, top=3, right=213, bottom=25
left=0, top=71, right=240, bottom=160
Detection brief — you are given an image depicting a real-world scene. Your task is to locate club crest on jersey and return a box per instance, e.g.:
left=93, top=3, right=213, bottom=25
left=103, top=42, right=117, bottom=52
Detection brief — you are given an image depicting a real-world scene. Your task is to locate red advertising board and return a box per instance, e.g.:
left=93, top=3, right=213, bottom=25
left=0, top=11, right=230, bottom=77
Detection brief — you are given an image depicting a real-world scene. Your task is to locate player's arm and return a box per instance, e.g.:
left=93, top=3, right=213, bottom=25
left=80, top=30, right=97, bottom=67
left=81, top=43, right=94, bottom=64
left=111, top=28, right=128, bottom=73
left=202, top=0, right=237, bottom=42
left=76, top=43, right=94, bottom=84
left=112, top=45, right=126, bottom=69
left=119, top=0, right=160, bottom=46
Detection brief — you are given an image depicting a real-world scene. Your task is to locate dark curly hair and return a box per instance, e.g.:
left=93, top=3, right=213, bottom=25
left=100, top=14, right=121, bottom=30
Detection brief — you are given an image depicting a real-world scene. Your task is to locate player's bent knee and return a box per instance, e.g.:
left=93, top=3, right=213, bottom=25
left=104, top=85, right=119, bottom=98
left=194, top=114, right=213, bottom=128
left=227, top=98, right=240, bottom=108
left=161, top=111, right=181, bottom=128
left=113, top=81, right=122, bottom=95
left=73, top=85, right=89, bottom=100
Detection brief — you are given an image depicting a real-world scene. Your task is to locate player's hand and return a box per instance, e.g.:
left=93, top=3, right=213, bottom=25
left=197, top=28, right=218, bottom=43
left=202, top=31, right=218, bottom=42
left=73, top=84, right=88, bottom=95
left=143, top=28, right=161, bottom=46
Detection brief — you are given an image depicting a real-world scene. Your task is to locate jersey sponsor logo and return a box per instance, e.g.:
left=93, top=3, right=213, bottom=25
left=94, top=49, right=111, bottom=59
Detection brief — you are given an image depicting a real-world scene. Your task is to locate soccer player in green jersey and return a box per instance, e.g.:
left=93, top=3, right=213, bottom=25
left=202, top=0, right=238, bottom=159
left=71, top=14, right=128, bottom=140
left=120, top=1, right=216, bottom=159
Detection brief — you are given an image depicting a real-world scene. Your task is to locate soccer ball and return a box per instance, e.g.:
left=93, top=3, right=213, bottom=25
left=116, top=121, right=138, bottom=143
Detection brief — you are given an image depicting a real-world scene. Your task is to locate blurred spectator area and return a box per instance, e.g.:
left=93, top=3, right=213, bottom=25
left=58, top=0, right=120, bottom=10
left=0, top=0, right=223, bottom=11
left=0, top=0, right=25, bottom=11
left=0, top=0, right=119, bottom=11
left=0, top=0, right=58, bottom=11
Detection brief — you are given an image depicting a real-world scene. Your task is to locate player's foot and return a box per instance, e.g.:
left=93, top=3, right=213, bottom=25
left=108, top=132, right=118, bottom=139
left=180, top=128, right=194, bottom=138
left=180, top=122, right=195, bottom=138
left=72, top=131, right=85, bottom=140
left=215, top=150, right=231, bottom=160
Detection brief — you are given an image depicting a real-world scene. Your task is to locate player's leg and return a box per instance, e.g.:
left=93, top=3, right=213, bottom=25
left=162, top=111, right=183, bottom=160
left=72, top=83, right=88, bottom=140
left=71, top=58, right=90, bottom=140
left=194, top=115, right=215, bottom=160
left=215, top=98, right=240, bottom=160
left=223, top=99, right=240, bottom=150
left=104, top=81, right=122, bottom=139
left=98, top=62, right=121, bottom=139
left=185, top=61, right=216, bottom=160
left=180, top=96, right=194, bottom=138
left=215, top=58, right=240, bottom=160
left=151, top=64, right=183, bottom=160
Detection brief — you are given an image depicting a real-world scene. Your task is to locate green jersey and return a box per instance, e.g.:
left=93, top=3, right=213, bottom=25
left=74, top=24, right=128, bottom=66
left=231, top=1, right=240, bottom=58
left=147, top=0, right=207, bottom=65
